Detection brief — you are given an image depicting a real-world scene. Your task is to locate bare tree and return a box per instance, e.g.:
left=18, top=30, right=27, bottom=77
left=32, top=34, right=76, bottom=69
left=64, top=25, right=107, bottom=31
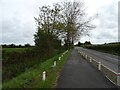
left=58, top=1, right=95, bottom=48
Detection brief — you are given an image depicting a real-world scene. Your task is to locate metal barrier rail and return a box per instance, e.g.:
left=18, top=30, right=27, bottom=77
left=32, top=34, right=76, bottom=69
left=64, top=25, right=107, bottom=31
left=77, top=50, right=120, bottom=86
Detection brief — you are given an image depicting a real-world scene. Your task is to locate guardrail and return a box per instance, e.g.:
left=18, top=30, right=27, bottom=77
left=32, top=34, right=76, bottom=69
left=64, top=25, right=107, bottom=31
left=77, top=50, right=120, bottom=87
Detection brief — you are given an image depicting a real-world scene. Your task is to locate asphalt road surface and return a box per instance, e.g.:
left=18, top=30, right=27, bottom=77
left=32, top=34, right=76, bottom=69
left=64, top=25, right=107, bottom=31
left=56, top=49, right=117, bottom=88
left=75, top=47, right=119, bottom=73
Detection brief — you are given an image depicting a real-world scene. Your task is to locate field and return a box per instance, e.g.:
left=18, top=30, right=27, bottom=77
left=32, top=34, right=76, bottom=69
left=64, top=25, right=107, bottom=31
left=2, top=48, right=28, bottom=53
left=2, top=49, right=71, bottom=88
left=2, top=47, right=65, bottom=83
left=83, top=43, right=120, bottom=56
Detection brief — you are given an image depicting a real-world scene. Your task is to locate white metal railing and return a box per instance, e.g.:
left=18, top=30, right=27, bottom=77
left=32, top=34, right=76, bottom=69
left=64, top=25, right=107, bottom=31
left=77, top=50, right=120, bottom=86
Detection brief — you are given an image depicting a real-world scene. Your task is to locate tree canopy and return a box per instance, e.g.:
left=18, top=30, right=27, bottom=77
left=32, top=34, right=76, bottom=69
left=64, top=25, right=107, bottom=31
left=34, top=0, right=95, bottom=51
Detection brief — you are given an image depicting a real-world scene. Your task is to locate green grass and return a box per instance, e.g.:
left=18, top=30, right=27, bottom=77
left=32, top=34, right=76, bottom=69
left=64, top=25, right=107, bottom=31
left=2, top=50, right=71, bottom=89
left=2, top=48, right=28, bottom=53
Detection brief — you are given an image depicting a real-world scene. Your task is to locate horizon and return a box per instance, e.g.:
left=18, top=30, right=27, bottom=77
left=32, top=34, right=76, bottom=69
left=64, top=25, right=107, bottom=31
left=1, top=41, right=120, bottom=46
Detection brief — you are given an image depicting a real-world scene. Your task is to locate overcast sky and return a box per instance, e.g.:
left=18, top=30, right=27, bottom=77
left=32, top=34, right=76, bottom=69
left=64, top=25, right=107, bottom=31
left=0, top=0, right=119, bottom=45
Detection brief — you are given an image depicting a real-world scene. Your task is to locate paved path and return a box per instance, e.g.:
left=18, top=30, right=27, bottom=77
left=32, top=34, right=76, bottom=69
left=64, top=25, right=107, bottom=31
left=56, top=49, right=117, bottom=88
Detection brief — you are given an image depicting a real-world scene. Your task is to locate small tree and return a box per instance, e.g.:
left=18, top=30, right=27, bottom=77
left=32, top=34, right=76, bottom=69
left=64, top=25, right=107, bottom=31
left=24, top=44, right=30, bottom=47
left=84, top=41, right=91, bottom=45
left=34, top=5, right=62, bottom=56
left=18, top=44, right=22, bottom=48
left=78, top=41, right=82, bottom=46
left=10, top=44, right=16, bottom=48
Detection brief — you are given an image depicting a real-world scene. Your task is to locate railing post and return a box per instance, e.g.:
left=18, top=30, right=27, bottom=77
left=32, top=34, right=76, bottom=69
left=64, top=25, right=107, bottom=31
left=42, top=71, right=46, bottom=81
left=85, top=55, right=87, bottom=59
left=90, top=57, right=92, bottom=62
left=98, top=62, right=101, bottom=70
left=81, top=52, right=83, bottom=56
left=117, top=73, right=120, bottom=86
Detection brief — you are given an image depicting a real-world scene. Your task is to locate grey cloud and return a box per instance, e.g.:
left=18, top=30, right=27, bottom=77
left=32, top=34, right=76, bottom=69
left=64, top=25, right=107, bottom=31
left=1, top=0, right=119, bottom=45
left=96, top=29, right=117, bottom=39
left=2, top=13, right=35, bottom=45
left=1, top=0, right=37, bottom=45
left=90, top=2, right=118, bottom=44
left=98, top=3, right=117, bottom=29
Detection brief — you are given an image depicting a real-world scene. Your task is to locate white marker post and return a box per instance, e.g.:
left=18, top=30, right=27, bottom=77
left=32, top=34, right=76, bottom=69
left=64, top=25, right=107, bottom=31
left=59, top=57, right=61, bottom=61
left=90, top=57, right=92, bottom=62
left=117, top=73, right=120, bottom=86
left=42, top=71, right=46, bottom=81
left=54, top=61, right=56, bottom=66
left=98, top=62, right=101, bottom=70
left=66, top=50, right=68, bottom=52
left=85, top=55, right=87, bottom=59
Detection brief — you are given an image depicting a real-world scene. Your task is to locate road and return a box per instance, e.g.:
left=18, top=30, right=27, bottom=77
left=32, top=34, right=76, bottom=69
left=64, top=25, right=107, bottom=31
left=56, top=49, right=117, bottom=88
left=75, top=47, right=119, bottom=73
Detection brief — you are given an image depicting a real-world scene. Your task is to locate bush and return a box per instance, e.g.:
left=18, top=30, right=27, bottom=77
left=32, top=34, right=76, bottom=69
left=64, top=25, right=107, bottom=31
left=2, top=47, right=65, bottom=82
left=84, top=44, right=120, bottom=56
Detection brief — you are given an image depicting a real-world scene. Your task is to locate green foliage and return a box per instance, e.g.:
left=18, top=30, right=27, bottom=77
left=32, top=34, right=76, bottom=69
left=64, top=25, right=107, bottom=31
left=84, top=41, right=92, bottom=45
left=34, top=27, right=62, bottom=57
left=34, top=4, right=63, bottom=56
left=2, top=47, right=64, bottom=83
left=84, top=43, right=120, bottom=56
left=34, top=1, right=95, bottom=50
left=2, top=48, right=27, bottom=53
left=2, top=50, right=71, bottom=88
left=2, top=44, right=32, bottom=48
left=77, top=41, right=83, bottom=46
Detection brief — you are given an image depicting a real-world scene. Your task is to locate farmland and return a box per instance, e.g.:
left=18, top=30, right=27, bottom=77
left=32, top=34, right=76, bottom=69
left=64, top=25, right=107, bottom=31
left=2, top=49, right=71, bottom=88
left=2, top=48, right=28, bottom=53
left=2, top=47, right=66, bottom=83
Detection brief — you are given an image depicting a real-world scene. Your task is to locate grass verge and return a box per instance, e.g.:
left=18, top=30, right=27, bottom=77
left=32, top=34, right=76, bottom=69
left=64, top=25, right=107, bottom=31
left=2, top=50, right=71, bottom=89
left=2, top=48, right=28, bottom=53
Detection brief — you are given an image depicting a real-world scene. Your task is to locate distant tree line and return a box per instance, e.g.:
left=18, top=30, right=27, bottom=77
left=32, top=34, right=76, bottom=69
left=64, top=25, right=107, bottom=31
left=75, top=41, right=92, bottom=46
left=83, top=42, right=120, bottom=56
left=2, top=43, right=32, bottom=48
left=103, top=42, right=120, bottom=45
